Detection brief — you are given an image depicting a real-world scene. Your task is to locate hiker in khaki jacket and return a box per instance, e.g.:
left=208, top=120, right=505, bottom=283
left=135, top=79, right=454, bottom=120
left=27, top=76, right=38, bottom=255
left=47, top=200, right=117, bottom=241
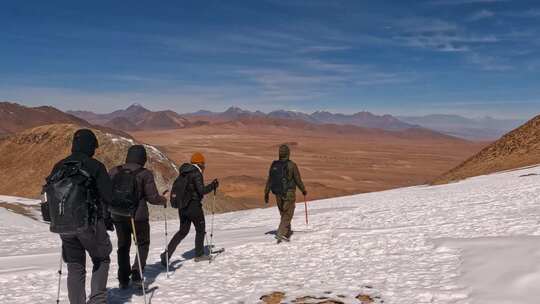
left=265, top=144, right=307, bottom=242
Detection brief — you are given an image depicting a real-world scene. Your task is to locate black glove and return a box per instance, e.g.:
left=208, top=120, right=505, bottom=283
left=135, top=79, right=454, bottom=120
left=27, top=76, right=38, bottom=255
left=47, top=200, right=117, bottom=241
left=264, top=193, right=269, bottom=205
left=104, top=218, right=115, bottom=232
left=162, top=190, right=169, bottom=208
left=212, top=179, right=219, bottom=190
left=302, top=190, right=308, bottom=196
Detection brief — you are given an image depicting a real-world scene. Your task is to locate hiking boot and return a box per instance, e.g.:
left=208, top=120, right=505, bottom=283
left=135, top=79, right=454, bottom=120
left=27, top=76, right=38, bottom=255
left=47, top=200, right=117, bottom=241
left=275, top=234, right=290, bottom=243
left=194, top=255, right=211, bottom=262
left=132, top=279, right=144, bottom=290
left=119, top=281, right=130, bottom=290
left=160, top=252, right=168, bottom=267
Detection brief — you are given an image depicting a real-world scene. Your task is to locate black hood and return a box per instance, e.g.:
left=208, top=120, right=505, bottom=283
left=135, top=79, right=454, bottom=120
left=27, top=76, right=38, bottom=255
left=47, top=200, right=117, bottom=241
left=71, top=129, right=99, bottom=157
left=179, top=163, right=199, bottom=174
left=279, top=144, right=290, bottom=161
left=126, top=145, right=147, bottom=166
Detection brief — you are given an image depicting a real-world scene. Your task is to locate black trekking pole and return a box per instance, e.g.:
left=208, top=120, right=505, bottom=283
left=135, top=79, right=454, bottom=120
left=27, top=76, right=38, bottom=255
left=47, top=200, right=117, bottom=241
left=56, top=247, right=63, bottom=304
left=209, top=188, right=216, bottom=263
left=162, top=190, right=170, bottom=279
left=130, top=217, right=147, bottom=304
left=304, top=195, right=309, bottom=227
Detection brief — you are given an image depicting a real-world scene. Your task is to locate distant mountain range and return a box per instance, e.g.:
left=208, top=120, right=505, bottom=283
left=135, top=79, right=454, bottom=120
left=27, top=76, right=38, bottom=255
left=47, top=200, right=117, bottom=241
left=1, top=101, right=525, bottom=140
left=66, top=104, right=528, bottom=140
left=68, top=104, right=206, bottom=131
left=398, top=114, right=525, bottom=140
left=185, top=107, right=525, bottom=139
left=184, top=106, right=418, bottom=130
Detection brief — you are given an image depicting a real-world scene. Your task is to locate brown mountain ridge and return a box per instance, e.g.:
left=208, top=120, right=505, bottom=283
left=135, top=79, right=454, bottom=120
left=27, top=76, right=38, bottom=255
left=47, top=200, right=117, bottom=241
left=0, top=101, right=89, bottom=134
left=0, top=101, right=132, bottom=138
left=433, top=114, right=540, bottom=184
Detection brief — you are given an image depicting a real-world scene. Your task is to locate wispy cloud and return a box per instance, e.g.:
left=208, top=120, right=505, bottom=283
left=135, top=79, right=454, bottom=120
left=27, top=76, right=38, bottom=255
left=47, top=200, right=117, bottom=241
left=504, top=9, right=540, bottom=18
left=526, top=59, right=540, bottom=71
left=429, top=0, right=508, bottom=5
left=155, top=27, right=350, bottom=59
left=296, top=45, right=351, bottom=53
left=108, top=74, right=163, bottom=83
left=468, top=9, right=496, bottom=21
left=467, top=53, right=513, bottom=71
left=235, top=56, right=415, bottom=102
left=396, top=17, right=458, bottom=33
left=391, top=17, right=499, bottom=52
left=263, top=0, right=342, bottom=8
left=395, top=35, right=471, bottom=52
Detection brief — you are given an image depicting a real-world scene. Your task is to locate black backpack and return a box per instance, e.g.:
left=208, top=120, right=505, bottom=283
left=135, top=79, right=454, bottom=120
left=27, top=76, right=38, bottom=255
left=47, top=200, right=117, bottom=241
left=110, top=166, right=144, bottom=217
left=269, top=160, right=290, bottom=196
left=170, top=167, right=191, bottom=209
left=43, top=161, right=97, bottom=235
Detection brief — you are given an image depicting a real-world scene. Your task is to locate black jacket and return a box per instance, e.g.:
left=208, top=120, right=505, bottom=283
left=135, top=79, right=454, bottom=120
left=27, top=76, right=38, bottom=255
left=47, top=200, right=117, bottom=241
left=180, top=163, right=214, bottom=206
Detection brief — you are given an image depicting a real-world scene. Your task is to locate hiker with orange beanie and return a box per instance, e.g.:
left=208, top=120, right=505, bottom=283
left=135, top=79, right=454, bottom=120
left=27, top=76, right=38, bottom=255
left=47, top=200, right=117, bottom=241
left=161, top=152, right=219, bottom=263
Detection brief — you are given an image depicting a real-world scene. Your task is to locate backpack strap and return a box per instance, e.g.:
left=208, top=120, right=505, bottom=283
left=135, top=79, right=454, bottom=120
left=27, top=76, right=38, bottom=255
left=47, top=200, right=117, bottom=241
left=61, top=160, right=92, bottom=183
left=118, top=165, right=145, bottom=176
left=132, top=167, right=145, bottom=176
left=283, top=160, right=295, bottom=191
left=132, top=167, right=146, bottom=200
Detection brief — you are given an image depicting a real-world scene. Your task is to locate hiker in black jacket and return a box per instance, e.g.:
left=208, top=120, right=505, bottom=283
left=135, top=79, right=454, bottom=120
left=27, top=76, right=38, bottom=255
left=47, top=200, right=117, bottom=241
left=161, top=152, right=218, bottom=263
left=109, top=145, right=167, bottom=289
left=47, top=129, right=113, bottom=304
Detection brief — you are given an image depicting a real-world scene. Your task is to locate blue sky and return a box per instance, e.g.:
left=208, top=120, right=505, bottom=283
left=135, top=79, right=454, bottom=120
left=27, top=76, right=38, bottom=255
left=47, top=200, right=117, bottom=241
left=1, top=0, right=539, bottom=118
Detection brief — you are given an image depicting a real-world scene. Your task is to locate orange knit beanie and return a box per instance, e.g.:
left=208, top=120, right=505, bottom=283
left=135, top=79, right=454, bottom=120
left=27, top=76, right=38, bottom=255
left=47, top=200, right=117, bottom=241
left=190, top=152, right=206, bottom=164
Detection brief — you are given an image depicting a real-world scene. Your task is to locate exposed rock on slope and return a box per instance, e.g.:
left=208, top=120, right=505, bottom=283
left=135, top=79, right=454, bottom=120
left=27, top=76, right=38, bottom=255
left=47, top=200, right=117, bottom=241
left=433, top=114, right=540, bottom=184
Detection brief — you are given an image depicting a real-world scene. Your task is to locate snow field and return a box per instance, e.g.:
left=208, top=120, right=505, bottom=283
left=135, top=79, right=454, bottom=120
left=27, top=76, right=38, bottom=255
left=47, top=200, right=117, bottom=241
left=1, top=166, right=540, bottom=303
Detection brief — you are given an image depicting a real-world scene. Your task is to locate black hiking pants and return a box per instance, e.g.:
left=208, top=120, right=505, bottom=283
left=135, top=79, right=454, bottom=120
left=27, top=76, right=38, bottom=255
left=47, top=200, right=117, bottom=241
left=113, top=219, right=150, bottom=284
left=60, top=220, right=112, bottom=304
left=167, top=201, right=206, bottom=258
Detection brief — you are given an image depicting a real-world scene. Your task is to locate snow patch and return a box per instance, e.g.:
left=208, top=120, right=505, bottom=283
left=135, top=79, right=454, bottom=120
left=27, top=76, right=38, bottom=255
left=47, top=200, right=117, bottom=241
left=105, top=133, right=135, bottom=146
left=436, top=236, right=540, bottom=304
left=0, top=195, right=40, bottom=206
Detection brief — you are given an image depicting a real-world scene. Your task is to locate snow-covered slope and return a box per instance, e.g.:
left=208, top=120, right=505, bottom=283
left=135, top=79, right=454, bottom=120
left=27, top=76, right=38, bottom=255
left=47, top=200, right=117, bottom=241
left=1, top=166, right=540, bottom=303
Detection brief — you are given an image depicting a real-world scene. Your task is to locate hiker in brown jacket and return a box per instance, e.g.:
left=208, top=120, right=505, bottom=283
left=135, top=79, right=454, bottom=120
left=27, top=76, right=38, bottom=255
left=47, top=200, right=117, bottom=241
left=265, top=144, right=307, bottom=242
left=109, top=145, right=167, bottom=289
